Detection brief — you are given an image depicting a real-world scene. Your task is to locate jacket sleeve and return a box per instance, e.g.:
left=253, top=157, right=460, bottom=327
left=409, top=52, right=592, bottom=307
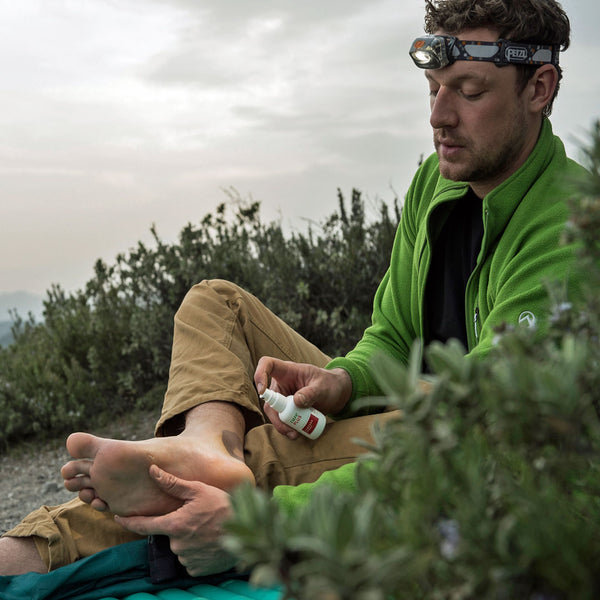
left=272, top=462, right=358, bottom=513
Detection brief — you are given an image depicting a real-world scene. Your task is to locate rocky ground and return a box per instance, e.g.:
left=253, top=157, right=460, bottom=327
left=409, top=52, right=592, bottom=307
left=0, top=409, right=157, bottom=535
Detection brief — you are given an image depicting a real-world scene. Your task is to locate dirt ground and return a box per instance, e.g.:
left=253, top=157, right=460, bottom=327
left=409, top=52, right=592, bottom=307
left=0, top=409, right=157, bottom=535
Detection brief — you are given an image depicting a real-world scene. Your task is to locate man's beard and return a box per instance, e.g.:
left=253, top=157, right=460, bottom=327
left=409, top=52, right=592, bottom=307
left=434, top=106, right=528, bottom=185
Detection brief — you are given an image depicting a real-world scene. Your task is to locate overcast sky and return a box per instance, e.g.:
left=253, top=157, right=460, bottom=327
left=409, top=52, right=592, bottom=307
left=1, top=0, right=599, bottom=296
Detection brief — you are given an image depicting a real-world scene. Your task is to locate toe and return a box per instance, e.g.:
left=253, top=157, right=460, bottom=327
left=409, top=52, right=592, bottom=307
left=66, top=432, right=101, bottom=460
left=90, top=497, right=109, bottom=512
left=61, top=459, right=92, bottom=479
left=64, top=475, right=93, bottom=492
left=78, top=487, right=98, bottom=504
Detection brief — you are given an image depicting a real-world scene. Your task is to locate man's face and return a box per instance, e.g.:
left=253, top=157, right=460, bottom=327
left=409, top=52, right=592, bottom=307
left=426, top=28, right=537, bottom=196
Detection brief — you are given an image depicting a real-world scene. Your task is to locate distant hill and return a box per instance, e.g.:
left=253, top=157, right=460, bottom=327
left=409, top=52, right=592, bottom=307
left=0, top=292, right=44, bottom=347
left=0, top=291, right=44, bottom=321
left=0, top=321, right=13, bottom=347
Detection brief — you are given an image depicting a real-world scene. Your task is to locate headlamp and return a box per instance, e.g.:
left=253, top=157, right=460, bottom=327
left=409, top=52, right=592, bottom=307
left=409, top=35, right=560, bottom=70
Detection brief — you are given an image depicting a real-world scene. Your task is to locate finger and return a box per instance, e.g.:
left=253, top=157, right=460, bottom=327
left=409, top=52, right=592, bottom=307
left=293, top=387, right=328, bottom=412
left=115, top=513, right=167, bottom=536
left=260, top=357, right=300, bottom=386
left=254, top=356, right=279, bottom=395
left=60, top=459, right=92, bottom=479
left=149, top=465, right=197, bottom=501
left=294, top=367, right=352, bottom=416
left=180, top=549, right=237, bottom=578
left=293, top=390, right=313, bottom=409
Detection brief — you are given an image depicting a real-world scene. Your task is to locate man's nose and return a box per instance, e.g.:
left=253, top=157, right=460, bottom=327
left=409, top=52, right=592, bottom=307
left=430, top=87, right=459, bottom=130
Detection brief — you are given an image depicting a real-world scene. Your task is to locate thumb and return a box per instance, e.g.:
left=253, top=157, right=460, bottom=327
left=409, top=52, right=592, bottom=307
left=294, top=390, right=314, bottom=409
left=149, top=465, right=195, bottom=501
left=115, top=513, right=166, bottom=536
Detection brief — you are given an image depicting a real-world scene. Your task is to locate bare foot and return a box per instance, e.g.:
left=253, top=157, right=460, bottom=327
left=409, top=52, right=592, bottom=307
left=61, top=414, right=254, bottom=517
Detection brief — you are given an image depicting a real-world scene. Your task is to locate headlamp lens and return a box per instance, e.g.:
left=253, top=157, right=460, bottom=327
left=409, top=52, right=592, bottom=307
left=409, top=36, right=451, bottom=70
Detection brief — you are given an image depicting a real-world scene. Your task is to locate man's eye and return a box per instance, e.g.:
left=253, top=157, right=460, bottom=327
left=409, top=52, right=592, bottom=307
left=462, top=90, right=483, bottom=100
left=429, top=88, right=439, bottom=98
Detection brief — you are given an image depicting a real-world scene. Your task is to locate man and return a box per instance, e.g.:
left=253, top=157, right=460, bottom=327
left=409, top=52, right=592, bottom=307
left=0, top=0, right=584, bottom=578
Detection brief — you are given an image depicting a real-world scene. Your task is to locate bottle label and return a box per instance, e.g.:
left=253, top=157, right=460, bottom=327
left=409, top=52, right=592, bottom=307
left=302, top=413, right=319, bottom=434
left=290, top=413, right=303, bottom=427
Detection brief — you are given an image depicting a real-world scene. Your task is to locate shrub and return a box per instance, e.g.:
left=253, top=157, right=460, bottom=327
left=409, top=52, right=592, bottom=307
left=0, top=188, right=399, bottom=447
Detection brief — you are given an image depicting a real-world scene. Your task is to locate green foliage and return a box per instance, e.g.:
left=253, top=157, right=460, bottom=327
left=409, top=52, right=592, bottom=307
left=260, top=189, right=401, bottom=354
left=0, top=189, right=399, bottom=448
left=223, top=122, right=600, bottom=599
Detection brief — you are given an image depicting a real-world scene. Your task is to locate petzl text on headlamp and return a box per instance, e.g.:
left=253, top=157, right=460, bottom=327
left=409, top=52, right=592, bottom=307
left=409, top=35, right=559, bottom=70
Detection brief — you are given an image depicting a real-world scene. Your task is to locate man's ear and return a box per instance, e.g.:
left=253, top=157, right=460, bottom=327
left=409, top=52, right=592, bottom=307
left=526, top=64, right=559, bottom=114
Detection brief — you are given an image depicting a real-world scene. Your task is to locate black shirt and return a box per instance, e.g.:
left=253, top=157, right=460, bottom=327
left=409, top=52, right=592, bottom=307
left=424, top=188, right=484, bottom=349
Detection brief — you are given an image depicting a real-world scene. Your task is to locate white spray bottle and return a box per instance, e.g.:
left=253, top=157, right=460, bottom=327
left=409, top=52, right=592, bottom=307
left=261, top=388, right=326, bottom=440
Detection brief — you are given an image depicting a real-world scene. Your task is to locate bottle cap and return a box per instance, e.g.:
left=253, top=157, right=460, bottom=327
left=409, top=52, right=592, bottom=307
left=260, top=388, right=287, bottom=412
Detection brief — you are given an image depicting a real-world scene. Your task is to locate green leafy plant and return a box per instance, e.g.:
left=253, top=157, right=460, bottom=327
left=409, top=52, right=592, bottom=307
left=223, top=122, right=600, bottom=599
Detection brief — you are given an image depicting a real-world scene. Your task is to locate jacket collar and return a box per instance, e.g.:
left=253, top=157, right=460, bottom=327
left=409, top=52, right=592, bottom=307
left=429, top=118, right=561, bottom=243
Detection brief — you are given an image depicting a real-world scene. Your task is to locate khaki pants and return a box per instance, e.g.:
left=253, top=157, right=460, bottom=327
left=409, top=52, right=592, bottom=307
left=5, top=280, right=392, bottom=570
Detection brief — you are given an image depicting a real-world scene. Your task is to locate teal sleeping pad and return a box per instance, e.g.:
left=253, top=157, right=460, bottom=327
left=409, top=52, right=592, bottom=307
left=0, top=540, right=284, bottom=600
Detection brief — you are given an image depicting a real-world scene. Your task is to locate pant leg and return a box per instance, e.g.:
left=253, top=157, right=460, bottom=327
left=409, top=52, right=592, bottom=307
left=3, top=279, right=382, bottom=570
left=3, top=499, right=143, bottom=571
left=245, top=411, right=399, bottom=489
left=156, top=279, right=331, bottom=435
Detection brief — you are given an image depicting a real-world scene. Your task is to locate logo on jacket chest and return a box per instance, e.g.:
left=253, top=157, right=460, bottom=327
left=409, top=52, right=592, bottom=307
left=518, top=311, right=537, bottom=328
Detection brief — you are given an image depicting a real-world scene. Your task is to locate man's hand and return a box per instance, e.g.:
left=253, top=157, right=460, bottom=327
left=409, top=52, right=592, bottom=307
left=254, top=357, right=352, bottom=439
left=115, top=465, right=236, bottom=577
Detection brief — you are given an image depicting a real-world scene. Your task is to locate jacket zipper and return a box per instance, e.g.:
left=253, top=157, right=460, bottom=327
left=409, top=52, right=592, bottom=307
left=466, top=207, right=488, bottom=349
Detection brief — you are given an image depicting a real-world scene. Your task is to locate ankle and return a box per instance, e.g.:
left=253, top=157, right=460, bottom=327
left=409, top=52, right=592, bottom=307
left=183, top=401, right=245, bottom=437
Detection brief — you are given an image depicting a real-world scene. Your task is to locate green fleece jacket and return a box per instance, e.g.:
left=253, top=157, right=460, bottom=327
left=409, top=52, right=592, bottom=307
left=273, top=119, right=586, bottom=512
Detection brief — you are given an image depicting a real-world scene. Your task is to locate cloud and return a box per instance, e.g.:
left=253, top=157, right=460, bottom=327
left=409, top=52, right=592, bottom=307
left=0, top=0, right=597, bottom=294
left=143, top=0, right=423, bottom=92
left=136, top=0, right=429, bottom=167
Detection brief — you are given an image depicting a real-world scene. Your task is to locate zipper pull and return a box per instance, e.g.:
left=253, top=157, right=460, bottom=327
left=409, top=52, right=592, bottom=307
left=473, top=307, right=480, bottom=342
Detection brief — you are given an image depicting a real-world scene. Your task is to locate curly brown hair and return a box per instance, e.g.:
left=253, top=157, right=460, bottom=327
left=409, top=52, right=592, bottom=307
left=423, top=0, right=571, bottom=116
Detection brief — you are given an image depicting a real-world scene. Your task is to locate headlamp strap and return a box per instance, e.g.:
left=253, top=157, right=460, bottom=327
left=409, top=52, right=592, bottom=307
left=409, top=35, right=560, bottom=70
left=452, top=38, right=559, bottom=67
